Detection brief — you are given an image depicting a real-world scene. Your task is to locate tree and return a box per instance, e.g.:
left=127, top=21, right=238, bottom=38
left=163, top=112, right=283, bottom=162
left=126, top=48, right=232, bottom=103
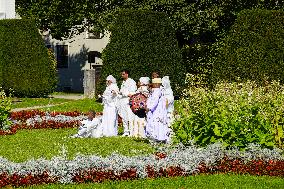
left=98, top=10, right=185, bottom=95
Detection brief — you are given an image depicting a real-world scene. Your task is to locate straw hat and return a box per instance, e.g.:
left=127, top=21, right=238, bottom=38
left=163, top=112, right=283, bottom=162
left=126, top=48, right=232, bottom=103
left=152, top=78, right=162, bottom=84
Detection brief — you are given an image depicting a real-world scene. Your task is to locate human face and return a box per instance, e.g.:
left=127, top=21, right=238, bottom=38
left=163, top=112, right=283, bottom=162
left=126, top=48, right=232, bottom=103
left=106, top=80, right=112, bottom=86
left=152, top=83, right=161, bottom=88
left=88, top=112, right=95, bottom=120
left=151, top=72, right=159, bottom=79
left=121, top=71, right=128, bottom=80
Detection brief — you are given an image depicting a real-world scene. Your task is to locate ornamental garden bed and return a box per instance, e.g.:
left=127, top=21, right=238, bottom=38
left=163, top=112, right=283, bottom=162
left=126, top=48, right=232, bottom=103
left=0, top=143, right=283, bottom=188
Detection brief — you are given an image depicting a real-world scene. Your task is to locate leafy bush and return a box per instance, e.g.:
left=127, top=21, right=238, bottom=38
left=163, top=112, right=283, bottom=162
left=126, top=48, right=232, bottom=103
left=99, top=9, right=185, bottom=95
left=0, top=90, right=12, bottom=130
left=173, top=75, right=284, bottom=149
left=212, top=9, right=284, bottom=85
left=0, top=19, right=57, bottom=97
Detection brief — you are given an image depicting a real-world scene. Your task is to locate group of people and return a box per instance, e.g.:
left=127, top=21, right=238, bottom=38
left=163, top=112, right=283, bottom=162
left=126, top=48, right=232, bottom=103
left=72, top=69, right=174, bottom=143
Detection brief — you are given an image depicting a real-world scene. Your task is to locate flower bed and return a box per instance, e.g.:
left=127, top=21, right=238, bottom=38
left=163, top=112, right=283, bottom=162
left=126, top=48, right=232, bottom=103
left=0, top=143, right=283, bottom=188
left=0, top=111, right=88, bottom=136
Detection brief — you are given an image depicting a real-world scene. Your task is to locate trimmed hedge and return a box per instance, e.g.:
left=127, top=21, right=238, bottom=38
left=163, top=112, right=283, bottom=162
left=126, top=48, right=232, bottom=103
left=212, top=9, right=284, bottom=84
left=0, top=19, right=57, bottom=97
left=99, top=10, right=185, bottom=95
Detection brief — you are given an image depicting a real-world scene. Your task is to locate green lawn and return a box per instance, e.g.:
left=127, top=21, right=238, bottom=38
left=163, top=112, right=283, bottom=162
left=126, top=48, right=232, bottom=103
left=40, top=98, right=103, bottom=112
left=11, top=98, right=72, bottom=109
left=22, top=174, right=284, bottom=189
left=0, top=128, right=154, bottom=162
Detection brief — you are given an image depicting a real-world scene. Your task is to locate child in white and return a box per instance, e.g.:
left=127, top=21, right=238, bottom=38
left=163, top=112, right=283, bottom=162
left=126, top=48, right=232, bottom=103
left=131, top=77, right=150, bottom=138
left=72, top=111, right=102, bottom=138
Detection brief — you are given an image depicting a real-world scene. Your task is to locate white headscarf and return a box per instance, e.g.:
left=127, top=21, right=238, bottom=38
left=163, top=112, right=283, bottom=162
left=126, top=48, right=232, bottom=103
left=139, top=77, right=150, bottom=85
left=162, top=76, right=173, bottom=96
left=106, top=75, right=116, bottom=84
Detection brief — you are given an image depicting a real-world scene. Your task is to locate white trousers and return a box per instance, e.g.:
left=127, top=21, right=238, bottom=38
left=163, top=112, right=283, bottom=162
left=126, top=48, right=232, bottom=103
left=131, top=115, right=146, bottom=138
left=118, top=98, right=135, bottom=135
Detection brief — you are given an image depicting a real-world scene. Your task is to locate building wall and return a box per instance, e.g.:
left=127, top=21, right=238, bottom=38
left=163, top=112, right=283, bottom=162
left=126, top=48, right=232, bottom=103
left=0, top=0, right=15, bottom=19
left=45, top=31, right=110, bottom=92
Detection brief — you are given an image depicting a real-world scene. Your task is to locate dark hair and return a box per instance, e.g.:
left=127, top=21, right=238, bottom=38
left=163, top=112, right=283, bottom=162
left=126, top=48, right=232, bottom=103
left=89, top=110, right=96, bottom=115
left=121, top=69, right=130, bottom=75
left=151, top=71, right=160, bottom=75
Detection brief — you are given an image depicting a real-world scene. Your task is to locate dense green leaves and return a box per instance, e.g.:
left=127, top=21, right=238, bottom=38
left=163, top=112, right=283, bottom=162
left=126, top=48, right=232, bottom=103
left=173, top=77, right=284, bottom=149
left=0, top=90, right=12, bottom=130
left=212, top=9, right=284, bottom=85
left=98, top=10, right=185, bottom=95
left=0, top=19, right=57, bottom=97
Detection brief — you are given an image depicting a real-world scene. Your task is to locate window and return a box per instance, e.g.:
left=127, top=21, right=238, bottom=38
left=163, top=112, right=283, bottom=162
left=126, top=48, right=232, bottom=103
left=88, top=51, right=101, bottom=63
left=86, top=30, right=102, bottom=39
left=56, top=45, right=68, bottom=68
left=0, top=12, right=6, bottom=19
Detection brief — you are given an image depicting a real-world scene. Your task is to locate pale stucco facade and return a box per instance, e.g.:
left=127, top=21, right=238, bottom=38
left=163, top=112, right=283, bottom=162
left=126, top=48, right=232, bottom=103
left=0, top=0, right=15, bottom=19
left=44, top=31, right=110, bottom=92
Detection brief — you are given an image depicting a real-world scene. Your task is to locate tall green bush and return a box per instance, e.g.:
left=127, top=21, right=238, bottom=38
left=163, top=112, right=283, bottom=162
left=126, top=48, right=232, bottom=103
left=0, top=90, right=12, bottom=131
left=212, top=9, right=284, bottom=85
left=0, top=19, right=57, bottom=97
left=99, top=10, right=185, bottom=95
left=173, top=75, right=284, bottom=149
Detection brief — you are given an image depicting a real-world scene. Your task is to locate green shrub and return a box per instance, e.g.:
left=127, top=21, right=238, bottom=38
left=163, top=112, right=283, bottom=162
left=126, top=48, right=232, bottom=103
left=0, top=90, right=12, bottom=130
left=173, top=75, right=284, bottom=149
left=99, top=9, right=185, bottom=95
left=0, top=19, right=57, bottom=97
left=212, top=9, right=284, bottom=85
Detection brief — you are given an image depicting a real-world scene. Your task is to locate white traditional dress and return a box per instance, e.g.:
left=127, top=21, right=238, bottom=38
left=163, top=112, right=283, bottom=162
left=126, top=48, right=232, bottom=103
left=162, top=76, right=175, bottom=125
left=72, top=117, right=102, bottom=138
left=131, top=77, right=150, bottom=138
left=101, top=75, right=120, bottom=137
left=162, top=76, right=175, bottom=142
left=146, top=87, right=169, bottom=141
left=118, top=78, right=137, bottom=136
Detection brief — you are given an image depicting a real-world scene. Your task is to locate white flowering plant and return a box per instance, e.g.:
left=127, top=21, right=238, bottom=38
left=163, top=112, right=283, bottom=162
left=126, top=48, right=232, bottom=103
left=172, top=74, right=284, bottom=149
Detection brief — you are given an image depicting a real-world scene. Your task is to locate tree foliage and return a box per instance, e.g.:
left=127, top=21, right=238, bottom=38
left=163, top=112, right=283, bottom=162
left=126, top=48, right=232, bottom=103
left=16, top=0, right=283, bottom=43
left=98, top=10, right=184, bottom=95
left=0, top=19, right=57, bottom=97
left=212, top=9, right=284, bottom=84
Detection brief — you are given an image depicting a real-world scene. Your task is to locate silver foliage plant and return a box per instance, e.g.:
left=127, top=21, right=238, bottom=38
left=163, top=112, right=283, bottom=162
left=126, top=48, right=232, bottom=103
left=0, top=143, right=283, bottom=184
left=25, top=114, right=88, bottom=126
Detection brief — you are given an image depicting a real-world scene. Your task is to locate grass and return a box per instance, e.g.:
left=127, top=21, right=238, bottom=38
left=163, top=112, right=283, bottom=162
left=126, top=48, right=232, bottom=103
left=51, top=92, right=84, bottom=96
left=22, top=174, right=284, bottom=189
left=0, top=128, right=154, bottom=162
left=39, top=98, right=103, bottom=112
left=11, top=98, right=72, bottom=109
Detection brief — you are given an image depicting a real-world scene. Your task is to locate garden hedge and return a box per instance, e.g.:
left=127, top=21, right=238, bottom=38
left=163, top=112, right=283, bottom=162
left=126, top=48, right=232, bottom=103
left=212, top=9, right=284, bottom=84
left=98, top=9, right=185, bottom=95
left=0, top=19, right=57, bottom=97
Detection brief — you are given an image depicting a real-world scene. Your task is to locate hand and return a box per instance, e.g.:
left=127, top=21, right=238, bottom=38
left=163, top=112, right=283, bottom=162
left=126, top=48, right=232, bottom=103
left=146, top=108, right=150, bottom=112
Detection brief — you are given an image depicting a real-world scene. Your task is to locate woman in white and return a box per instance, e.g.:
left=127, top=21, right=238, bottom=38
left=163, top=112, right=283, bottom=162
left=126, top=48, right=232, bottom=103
left=161, top=76, right=175, bottom=142
left=131, top=77, right=150, bottom=138
left=101, top=75, right=120, bottom=137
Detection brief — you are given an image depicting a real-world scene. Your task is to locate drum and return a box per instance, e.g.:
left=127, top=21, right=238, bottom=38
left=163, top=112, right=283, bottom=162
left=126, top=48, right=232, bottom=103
left=129, top=93, right=148, bottom=118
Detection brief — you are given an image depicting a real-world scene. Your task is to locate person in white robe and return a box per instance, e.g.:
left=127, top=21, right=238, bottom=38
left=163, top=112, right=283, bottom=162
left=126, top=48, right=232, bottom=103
left=131, top=77, right=150, bottom=138
left=145, top=78, right=169, bottom=142
left=117, top=70, right=137, bottom=136
left=162, top=76, right=175, bottom=124
left=101, top=75, right=120, bottom=137
left=71, top=110, right=102, bottom=138
left=161, top=76, right=175, bottom=143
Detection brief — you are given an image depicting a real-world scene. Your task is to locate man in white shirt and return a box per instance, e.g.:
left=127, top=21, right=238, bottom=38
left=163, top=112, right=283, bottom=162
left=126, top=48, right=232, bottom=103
left=118, top=69, right=137, bottom=136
